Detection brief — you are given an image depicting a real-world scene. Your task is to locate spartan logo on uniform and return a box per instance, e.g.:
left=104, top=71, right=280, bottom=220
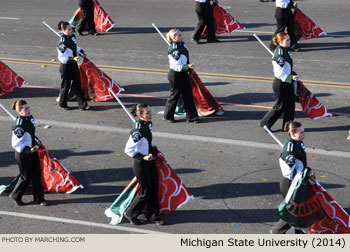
left=285, top=194, right=322, bottom=218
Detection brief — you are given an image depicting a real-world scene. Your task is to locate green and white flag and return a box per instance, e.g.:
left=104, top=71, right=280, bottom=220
left=278, top=167, right=325, bottom=228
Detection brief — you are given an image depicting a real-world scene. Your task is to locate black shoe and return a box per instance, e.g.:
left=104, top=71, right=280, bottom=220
left=207, top=38, right=220, bottom=43
left=38, top=200, right=48, bottom=206
left=149, top=217, right=165, bottom=226
left=13, top=199, right=26, bottom=206
left=58, top=105, right=70, bottom=110
left=191, top=38, right=199, bottom=44
left=89, top=31, right=98, bottom=36
left=163, top=117, right=175, bottom=123
left=123, top=212, right=142, bottom=225
left=79, top=105, right=90, bottom=111
left=186, top=118, right=200, bottom=123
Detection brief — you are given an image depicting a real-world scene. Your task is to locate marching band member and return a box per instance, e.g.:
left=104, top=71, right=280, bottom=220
left=10, top=100, right=48, bottom=206
left=57, top=20, right=90, bottom=111
left=260, top=32, right=297, bottom=131
left=124, top=104, right=165, bottom=226
left=163, top=29, right=199, bottom=123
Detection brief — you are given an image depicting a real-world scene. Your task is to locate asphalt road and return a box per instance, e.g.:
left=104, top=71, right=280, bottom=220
left=0, top=0, right=349, bottom=234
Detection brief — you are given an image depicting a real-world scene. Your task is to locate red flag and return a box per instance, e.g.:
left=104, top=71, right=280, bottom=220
left=69, top=0, right=115, bottom=32
left=294, top=8, right=326, bottom=40
left=189, top=70, right=224, bottom=116
left=203, top=3, right=244, bottom=36
left=153, top=146, right=194, bottom=215
left=0, top=60, right=27, bottom=96
left=37, top=145, right=83, bottom=194
left=296, top=80, right=332, bottom=120
left=79, top=57, right=123, bottom=101
left=309, top=181, right=350, bottom=234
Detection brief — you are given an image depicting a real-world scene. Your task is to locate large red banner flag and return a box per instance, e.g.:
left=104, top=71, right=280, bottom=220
left=189, top=70, right=224, bottom=116
left=0, top=60, right=28, bottom=96
left=296, top=80, right=332, bottom=120
left=309, top=181, right=350, bottom=233
left=213, top=3, right=245, bottom=34
left=203, top=2, right=244, bottom=36
left=0, top=144, right=83, bottom=195
left=79, top=57, right=123, bottom=102
left=294, top=8, right=326, bottom=40
left=105, top=146, right=194, bottom=224
left=37, top=144, right=83, bottom=194
left=69, top=0, right=115, bottom=32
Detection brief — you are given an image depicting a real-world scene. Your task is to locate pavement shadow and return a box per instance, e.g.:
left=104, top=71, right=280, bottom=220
left=101, top=26, right=194, bottom=35
left=298, top=41, right=350, bottom=52
left=2, top=87, right=58, bottom=99
left=72, top=167, right=134, bottom=187
left=305, top=125, right=350, bottom=133
left=166, top=208, right=280, bottom=225
left=243, top=23, right=276, bottom=29
left=50, top=149, right=114, bottom=161
left=326, top=31, right=350, bottom=36
left=329, top=106, right=350, bottom=115
left=188, top=182, right=344, bottom=200
left=0, top=151, right=15, bottom=168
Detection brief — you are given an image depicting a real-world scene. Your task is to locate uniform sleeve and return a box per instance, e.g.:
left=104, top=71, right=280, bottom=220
left=77, top=46, right=85, bottom=56
left=279, top=142, right=304, bottom=179
left=124, top=124, right=150, bottom=160
left=12, top=126, right=32, bottom=154
left=272, top=48, right=293, bottom=83
left=168, top=49, right=190, bottom=72
left=57, top=37, right=74, bottom=64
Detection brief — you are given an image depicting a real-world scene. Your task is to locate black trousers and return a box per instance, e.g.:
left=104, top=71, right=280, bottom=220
left=192, top=1, right=216, bottom=41
left=260, top=78, right=295, bottom=130
left=77, top=0, right=96, bottom=33
left=10, top=151, right=44, bottom=203
left=126, top=160, right=159, bottom=220
left=59, top=63, right=87, bottom=108
left=271, top=177, right=304, bottom=234
left=274, top=7, right=297, bottom=47
left=164, top=70, right=198, bottom=121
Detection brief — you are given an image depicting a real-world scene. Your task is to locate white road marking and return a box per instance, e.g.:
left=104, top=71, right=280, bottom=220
left=347, top=131, right=350, bottom=140
left=1, top=116, right=349, bottom=158
left=0, top=211, right=167, bottom=234
left=0, top=17, right=21, bottom=20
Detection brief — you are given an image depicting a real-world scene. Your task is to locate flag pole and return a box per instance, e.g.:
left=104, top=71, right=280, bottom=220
left=152, top=23, right=170, bottom=46
left=253, top=33, right=274, bottom=57
left=0, top=103, right=16, bottom=121
left=43, top=21, right=60, bottom=37
left=108, top=88, right=135, bottom=123
left=263, top=126, right=283, bottom=147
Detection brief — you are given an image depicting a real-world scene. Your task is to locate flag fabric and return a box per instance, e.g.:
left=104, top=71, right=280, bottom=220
left=278, top=168, right=325, bottom=228
left=203, top=2, right=244, bottom=36
left=104, top=177, right=140, bottom=225
left=0, top=176, right=19, bottom=195
left=294, top=8, right=326, bottom=40
left=309, top=181, right=350, bottom=234
left=37, top=144, right=83, bottom=194
left=105, top=146, right=194, bottom=225
left=0, top=145, right=83, bottom=195
left=0, top=60, right=28, bottom=96
left=295, top=80, right=332, bottom=120
left=79, top=57, right=123, bottom=101
left=189, top=70, right=224, bottom=116
left=69, top=0, right=115, bottom=32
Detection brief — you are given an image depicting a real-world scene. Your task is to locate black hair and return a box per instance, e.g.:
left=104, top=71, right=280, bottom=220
left=130, top=104, right=149, bottom=117
left=57, top=21, right=70, bottom=31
